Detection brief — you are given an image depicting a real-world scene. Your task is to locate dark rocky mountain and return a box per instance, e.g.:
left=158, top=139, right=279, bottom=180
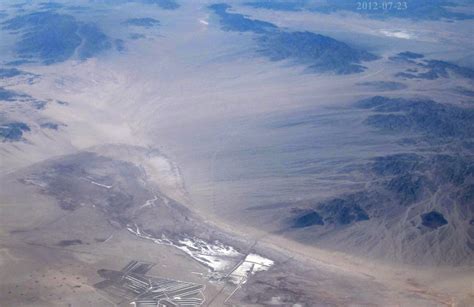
left=123, top=17, right=160, bottom=28
left=0, top=122, right=30, bottom=142
left=356, top=96, right=474, bottom=138
left=209, top=3, right=378, bottom=74
left=244, top=0, right=474, bottom=20
left=2, top=11, right=111, bottom=64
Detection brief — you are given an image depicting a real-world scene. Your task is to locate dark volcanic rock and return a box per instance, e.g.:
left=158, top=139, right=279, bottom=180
left=421, top=60, right=474, bottom=80
left=459, top=185, right=474, bottom=206
left=208, top=3, right=278, bottom=33
left=421, top=211, right=448, bottom=229
left=317, top=196, right=370, bottom=225
left=114, top=39, right=125, bottom=52
left=129, top=33, right=146, bottom=40
left=0, top=87, right=46, bottom=109
left=356, top=96, right=474, bottom=138
left=0, top=87, right=28, bottom=101
left=392, top=54, right=474, bottom=80
left=365, top=114, right=411, bottom=132
left=0, top=122, right=30, bottom=141
left=394, top=72, right=420, bottom=79
left=372, top=152, right=472, bottom=187
left=0, top=67, right=24, bottom=79
left=386, top=174, right=426, bottom=206
left=2, top=11, right=111, bottom=64
left=76, top=24, right=112, bottom=60
left=372, top=153, right=423, bottom=176
left=356, top=81, right=407, bottom=91
left=431, top=155, right=473, bottom=185
left=390, top=51, right=424, bottom=63
left=292, top=211, right=324, bottom=228
left=2, top=12, right=82, bottom=64
left=257, top=31, right=378, bottom=74
left=209, top=3, right=378, bottom=74
left=396, top=51, right=424, bottom=59
left=40, top=122, right=59, bottom=130
left=5, top=59, right=36, bottom=66
left=124, top=17, right=160, bottom=28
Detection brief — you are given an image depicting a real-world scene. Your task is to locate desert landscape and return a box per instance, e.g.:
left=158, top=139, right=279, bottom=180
left=1, top=1, right=473, bottom=306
